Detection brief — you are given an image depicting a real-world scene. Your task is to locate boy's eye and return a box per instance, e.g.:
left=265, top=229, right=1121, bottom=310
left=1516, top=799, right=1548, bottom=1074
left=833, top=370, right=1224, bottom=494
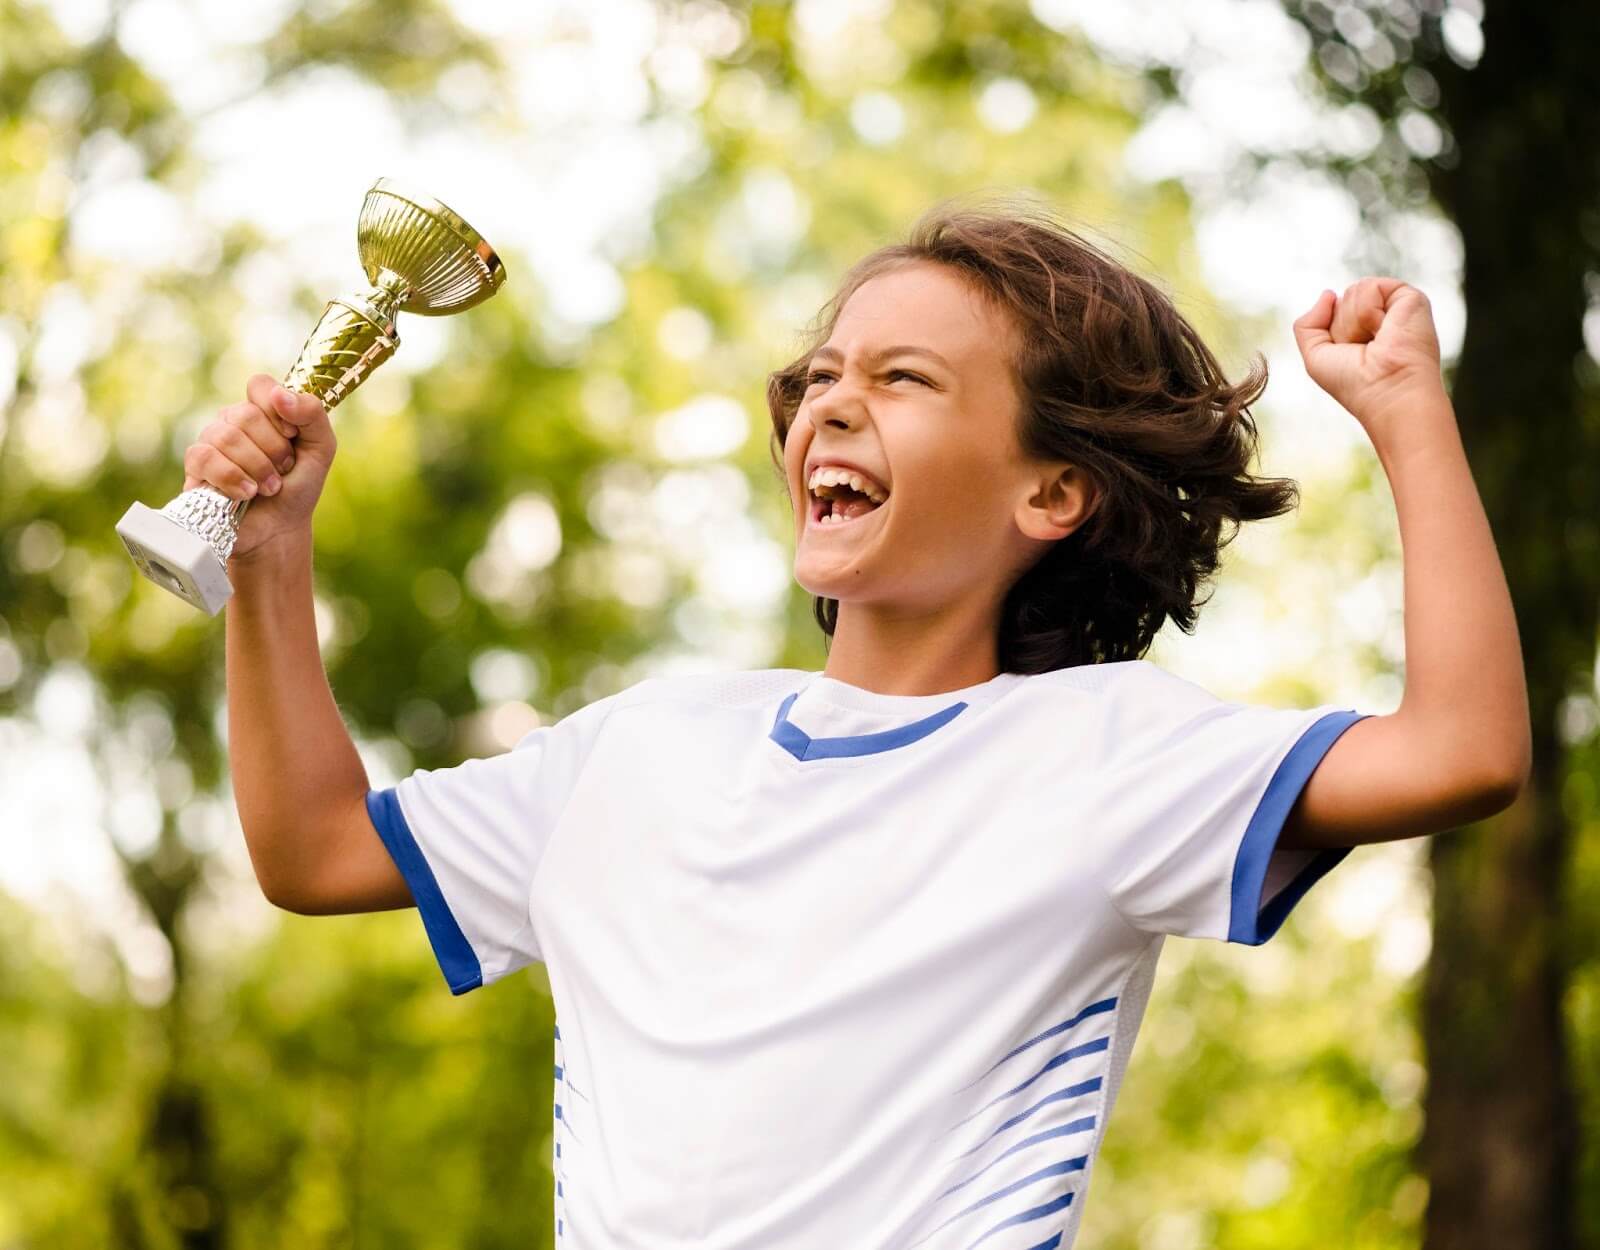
left=804, top=370, right=926, bottom=387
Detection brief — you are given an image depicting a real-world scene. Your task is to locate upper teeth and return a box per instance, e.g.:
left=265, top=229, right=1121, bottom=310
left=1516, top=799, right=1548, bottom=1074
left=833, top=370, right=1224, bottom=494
left=808, top=465, right=888, bottom=503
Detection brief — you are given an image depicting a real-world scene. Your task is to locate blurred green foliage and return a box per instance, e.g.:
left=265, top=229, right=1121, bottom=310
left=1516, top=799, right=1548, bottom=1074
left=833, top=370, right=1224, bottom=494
left=2, top=0, right=1591, bottom=1247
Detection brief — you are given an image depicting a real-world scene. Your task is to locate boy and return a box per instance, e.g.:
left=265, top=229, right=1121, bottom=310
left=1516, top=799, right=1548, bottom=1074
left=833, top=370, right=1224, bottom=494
left=195, top=199, right=1529, bottom=1248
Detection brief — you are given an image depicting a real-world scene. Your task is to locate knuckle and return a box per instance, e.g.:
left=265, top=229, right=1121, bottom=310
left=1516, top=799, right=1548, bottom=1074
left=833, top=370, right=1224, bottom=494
left=223, top=416, right=259, bottom=447
left=235, top=423, right=268, bottom=455
left=205, top=444, right=238, bottom=476
left=193, top=444, right=225, bottom=478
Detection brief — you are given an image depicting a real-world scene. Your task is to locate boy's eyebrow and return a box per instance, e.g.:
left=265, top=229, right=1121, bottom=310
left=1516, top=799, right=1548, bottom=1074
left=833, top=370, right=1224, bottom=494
left=809, top=344, right=952, bottom=370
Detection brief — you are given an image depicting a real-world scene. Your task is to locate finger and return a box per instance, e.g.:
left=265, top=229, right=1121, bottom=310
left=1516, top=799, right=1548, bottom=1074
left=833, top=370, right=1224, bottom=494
left=243, top=374, right=294, bottom=429
left=184, top=442, right=260, bottom=503
left=1379, top=282, right=1429, bottom=329
left=245, top=373, right=326, bottom=432
left=1372, top=276, right=1411, bottom=306
left=1339, top=277, right=1400, bottom=342
left=1360, top=277, right=1394, bottom=335
left=256, top=380, right=335, bottom=457
left=206, top=420, right=285, bottom=495
left=246, top=399, right=297, bottom=441
left=219, top=401, right=296, bottom=472
left=1330, top=284, right=1366, bottom=342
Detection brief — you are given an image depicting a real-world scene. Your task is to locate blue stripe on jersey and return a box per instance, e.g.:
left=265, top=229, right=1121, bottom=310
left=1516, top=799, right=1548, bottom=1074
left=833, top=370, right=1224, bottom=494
left=917, top=995, right=1116, bottom=1250
left=967, top=1191, right=1074, bottom=1248
left=769, top=692, right=968, bottom=760
left=961, top=996, right=1117, bottom=1090
left=1227, top=710, right=1376, bottom=945
left=935, top=1122, right=1096, bottom=1202
left=553, top=1019, right=574, bottom=1240
left=919, top=1158, right=1086, bottom=1244
left=952, top=1037, right=1110, bottom=1127
left=364, top=787, right=484, bottom=994
left=957, top=1077, right=1103, bottom=1159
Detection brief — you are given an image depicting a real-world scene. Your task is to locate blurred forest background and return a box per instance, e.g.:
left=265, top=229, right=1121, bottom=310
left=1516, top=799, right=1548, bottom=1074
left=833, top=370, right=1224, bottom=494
left=1, top=0, right=1596, bottom=1247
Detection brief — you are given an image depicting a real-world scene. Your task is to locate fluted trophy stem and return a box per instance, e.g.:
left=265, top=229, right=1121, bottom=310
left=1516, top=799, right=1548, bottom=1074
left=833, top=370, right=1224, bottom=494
left=189, top=273, right=409, bottom=558
left=115, top=179, right=506, bottom=615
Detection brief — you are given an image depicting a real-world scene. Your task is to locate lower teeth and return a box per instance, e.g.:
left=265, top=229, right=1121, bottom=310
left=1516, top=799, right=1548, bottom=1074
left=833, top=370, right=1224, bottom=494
left=813, top=494, right=885, bottom=524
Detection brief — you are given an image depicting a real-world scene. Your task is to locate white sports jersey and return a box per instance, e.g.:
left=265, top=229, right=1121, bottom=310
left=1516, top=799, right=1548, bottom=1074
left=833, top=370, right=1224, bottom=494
left=365, top=660, right=1372, bottom=1249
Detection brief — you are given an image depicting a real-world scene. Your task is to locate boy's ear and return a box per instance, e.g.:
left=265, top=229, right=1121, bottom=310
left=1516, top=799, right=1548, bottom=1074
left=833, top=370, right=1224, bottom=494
left=1014, top=462, right=1100, bottom=542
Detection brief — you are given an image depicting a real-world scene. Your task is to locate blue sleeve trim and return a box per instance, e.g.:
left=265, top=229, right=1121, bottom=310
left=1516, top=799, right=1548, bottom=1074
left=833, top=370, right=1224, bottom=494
left=364, top=787, right=484, bottom=994
left=1227, top=710, right=1375, bottom=946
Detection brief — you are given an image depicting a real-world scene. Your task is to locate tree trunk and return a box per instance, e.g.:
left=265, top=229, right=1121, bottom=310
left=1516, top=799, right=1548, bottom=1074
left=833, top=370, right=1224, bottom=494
left=1416, top=5, right=1600, bottom=1247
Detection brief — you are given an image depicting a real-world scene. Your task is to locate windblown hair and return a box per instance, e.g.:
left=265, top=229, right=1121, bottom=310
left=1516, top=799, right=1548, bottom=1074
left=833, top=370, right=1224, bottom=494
left=764, top=193, right=1301, bottom=674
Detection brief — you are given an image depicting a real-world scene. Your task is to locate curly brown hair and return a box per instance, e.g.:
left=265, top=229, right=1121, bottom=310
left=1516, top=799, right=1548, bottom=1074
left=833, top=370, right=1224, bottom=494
left=765, top=192, right=1301, bottom=675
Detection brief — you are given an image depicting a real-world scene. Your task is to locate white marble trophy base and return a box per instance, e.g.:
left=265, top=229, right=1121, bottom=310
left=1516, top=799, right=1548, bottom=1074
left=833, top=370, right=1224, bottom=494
left=116, top=501, right=234, bottom=616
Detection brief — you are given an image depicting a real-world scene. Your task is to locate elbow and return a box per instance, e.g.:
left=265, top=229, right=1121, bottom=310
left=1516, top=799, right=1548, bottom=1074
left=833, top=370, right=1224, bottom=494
left=1469, top=754, right=1531, bottom=819
left=1455, top=722, right=1533, bottom=818
left=1490, top=765, right=1531, bottom=811
left=1423, top=752, right=1531, bottom=833
left=1488, top=734, right=1534, bottom=808
left=251, top=854, right=321, bottom=915
left=257, top=873, right=312, bottom=914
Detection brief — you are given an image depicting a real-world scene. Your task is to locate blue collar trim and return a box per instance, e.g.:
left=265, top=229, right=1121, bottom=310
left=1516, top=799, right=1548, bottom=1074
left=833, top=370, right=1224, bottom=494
left=768, top=690, right=968, bottom=761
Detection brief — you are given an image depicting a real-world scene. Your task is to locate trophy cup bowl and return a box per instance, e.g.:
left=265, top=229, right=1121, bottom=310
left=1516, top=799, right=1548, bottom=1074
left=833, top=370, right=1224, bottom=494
left=115, top=178, right=506, bottom=615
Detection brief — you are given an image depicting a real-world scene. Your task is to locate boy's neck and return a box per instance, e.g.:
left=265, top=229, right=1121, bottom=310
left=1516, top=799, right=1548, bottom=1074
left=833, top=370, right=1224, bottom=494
left=819, top=597, right=1003, bottom=696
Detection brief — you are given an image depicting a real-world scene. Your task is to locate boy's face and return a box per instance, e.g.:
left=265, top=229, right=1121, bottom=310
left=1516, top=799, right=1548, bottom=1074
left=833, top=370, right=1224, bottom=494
left=782, top=259, right=1091, bottom=620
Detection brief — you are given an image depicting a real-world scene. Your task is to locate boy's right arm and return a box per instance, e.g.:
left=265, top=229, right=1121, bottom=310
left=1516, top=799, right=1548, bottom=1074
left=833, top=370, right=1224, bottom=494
left=195, top=372, right=412, bottom=915
left=225, top=533, right=413, bottom=914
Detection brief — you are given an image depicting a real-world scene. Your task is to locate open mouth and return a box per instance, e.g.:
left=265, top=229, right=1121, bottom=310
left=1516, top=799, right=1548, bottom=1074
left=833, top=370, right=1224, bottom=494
left=807, top=471, right=888, bottom=530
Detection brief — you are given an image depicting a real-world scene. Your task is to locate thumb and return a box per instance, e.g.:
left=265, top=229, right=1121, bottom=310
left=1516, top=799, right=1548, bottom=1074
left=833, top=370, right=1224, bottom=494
left=271, top=385, right=334, bottom=453
left=243, top=372, right=335, bottom=456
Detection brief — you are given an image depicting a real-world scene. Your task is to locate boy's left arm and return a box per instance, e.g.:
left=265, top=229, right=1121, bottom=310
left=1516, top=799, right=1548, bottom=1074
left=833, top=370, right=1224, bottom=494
left=1277, top=278, right=1532, bottom=851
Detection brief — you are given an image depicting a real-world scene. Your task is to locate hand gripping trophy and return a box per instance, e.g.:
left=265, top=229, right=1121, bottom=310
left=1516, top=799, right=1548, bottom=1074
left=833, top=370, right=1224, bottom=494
left=115, top=178, right=506, bottom=615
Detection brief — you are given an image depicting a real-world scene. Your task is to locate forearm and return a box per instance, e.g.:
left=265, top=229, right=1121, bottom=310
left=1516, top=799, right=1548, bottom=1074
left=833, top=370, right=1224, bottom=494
left=224, top=530, right=370, bottom=902
left=1372, top=392, right=1532, bottom=789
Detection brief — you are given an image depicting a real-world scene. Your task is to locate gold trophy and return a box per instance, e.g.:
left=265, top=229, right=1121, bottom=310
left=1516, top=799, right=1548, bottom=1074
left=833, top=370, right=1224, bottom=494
left=115, top=177, right=506, bottom=615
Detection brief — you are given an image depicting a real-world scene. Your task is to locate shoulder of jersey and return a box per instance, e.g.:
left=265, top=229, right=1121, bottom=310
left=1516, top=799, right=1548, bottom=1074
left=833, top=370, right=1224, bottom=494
left=560, top=661, right=1212, bottom=724
left=1041, top=659, right=1228, bottom=743
left=1113, top=658, right=1225, bottom=714
left=562, top=667, right=816, bottom=722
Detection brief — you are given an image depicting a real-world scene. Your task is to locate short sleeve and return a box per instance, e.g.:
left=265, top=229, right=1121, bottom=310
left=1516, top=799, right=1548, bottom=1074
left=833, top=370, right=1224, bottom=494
left=363, top=692, right=620, bottom=995
left=1105, top=688, right=1376, bottom=945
